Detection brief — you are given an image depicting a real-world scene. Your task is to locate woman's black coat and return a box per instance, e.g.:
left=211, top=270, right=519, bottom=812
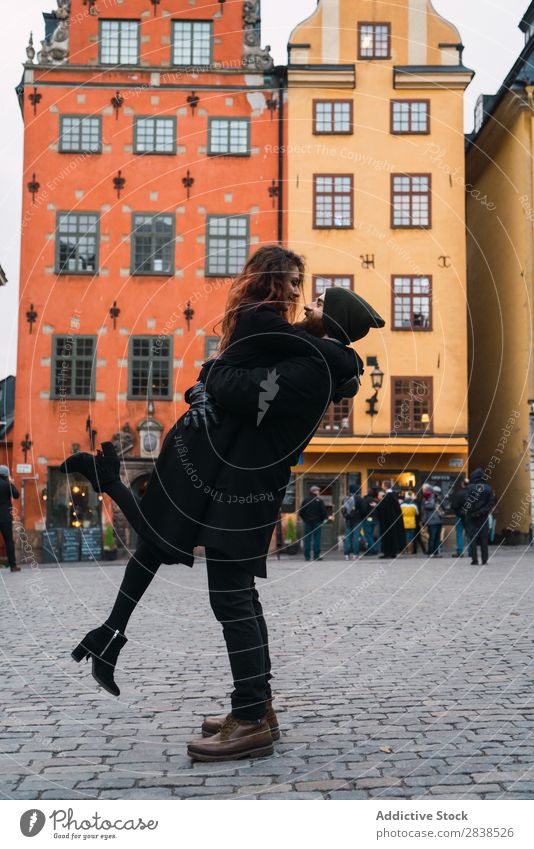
left=376, top=492, right=407, bottom=557
left=136, top=304, right=359, bottom=576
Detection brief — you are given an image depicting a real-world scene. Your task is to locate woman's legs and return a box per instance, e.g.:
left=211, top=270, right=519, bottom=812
left=206, top=548, right=269, bottom=722
left=104, top=540, right=163, bottom=633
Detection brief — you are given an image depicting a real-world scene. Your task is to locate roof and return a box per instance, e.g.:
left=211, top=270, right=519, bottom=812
left=466, top=10, right=534, bottom=149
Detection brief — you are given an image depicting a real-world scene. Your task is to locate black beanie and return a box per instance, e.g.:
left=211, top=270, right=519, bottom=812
left=323, top=287, right=385, bottom=343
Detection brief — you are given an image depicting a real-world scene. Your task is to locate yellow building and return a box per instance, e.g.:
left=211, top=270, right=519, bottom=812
left=466, top=1, right=534, bottom=543
left=284, top=0, right=473, bottom=549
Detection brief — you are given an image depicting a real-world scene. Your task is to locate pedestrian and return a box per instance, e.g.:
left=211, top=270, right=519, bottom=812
left=400, top=491, right=419, bottom=554
left=60, top=245, right=385, bottom=762
left=341, top=484, right=366, bottom=560
left=299, top=485, right=328, bottom=562
left=461, top=469, right=496, bottom=565
left=0, top=466, right=20, bottom=573
left=450, top=477, right=469, bottom=557
left=362, top=489, right=379, bottom=555
left=375, top=481, right=406, bottom=559
left=422, top=484, right=445, bottom=557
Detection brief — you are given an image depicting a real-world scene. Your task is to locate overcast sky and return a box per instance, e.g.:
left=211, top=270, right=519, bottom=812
left=0, top=0, right=527, bottom=378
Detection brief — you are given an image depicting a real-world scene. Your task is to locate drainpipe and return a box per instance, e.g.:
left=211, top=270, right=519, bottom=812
left=277, top=70, right=285, bottom=245
left=523, top=85, right=534, bottom=540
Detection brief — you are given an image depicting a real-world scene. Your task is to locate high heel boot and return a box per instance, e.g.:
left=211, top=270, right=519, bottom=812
left=59, top=442, right=120, bottom=493
left=71, top=624, right=128, bottom=696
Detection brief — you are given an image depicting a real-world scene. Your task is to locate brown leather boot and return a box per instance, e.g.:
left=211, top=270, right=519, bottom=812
left=188, top=715, right=273, bottom=762
left=202, top=700, right=280, bottom=741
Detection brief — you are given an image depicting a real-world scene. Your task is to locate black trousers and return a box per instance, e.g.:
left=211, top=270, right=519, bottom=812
left=0, top=521, right=17, bottom=567
left=103, top=481, right=272, bottom=721
left=466, top=518, right=489, bottom=564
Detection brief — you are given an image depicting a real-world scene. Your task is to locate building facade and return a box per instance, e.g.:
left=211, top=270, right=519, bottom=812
left=14, top=0, right=283, bottom=558
left=285, top=0, right=473, bottom=549
left=466, top=1, right=534, bottom=543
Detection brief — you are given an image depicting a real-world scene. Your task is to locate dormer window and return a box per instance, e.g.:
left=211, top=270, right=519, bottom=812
left=358, top=23, right=391, bottom=59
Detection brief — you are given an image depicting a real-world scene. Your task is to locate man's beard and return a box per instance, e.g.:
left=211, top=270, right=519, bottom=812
left=294, top=314, right=326, bottom=338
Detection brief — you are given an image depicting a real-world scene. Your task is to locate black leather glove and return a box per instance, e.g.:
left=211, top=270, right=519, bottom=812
left=333, top=376, right=360, bottom=403
left=183, top=382, right=221, bottom=431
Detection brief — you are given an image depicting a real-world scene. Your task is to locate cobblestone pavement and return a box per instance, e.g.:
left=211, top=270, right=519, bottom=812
left=1, top=546, right=534, bottom=801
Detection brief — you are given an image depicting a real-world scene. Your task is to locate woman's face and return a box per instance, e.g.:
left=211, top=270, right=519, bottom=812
left=282, top=265, right=302, bottom=308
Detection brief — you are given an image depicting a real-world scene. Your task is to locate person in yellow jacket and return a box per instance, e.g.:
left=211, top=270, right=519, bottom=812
left=400, top=491, right=419, bottom=554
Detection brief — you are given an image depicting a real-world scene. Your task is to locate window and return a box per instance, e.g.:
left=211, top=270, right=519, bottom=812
left=358, top=23, right=391, bottom=59
left=314, top=175, right=353, bottom=229
left=59, top=116, right=102, bottom=153
left=319, top=399, right=352, bottom=434
left=391, top=174, right=431, bottom=228
left=172, top=20, right=213, bottom=66
left=51, top=335, right=96, bottom=400
left=99, top=20, right=139, bottom=65
left=208, top=118, right=250, bottom=156
left=128, top=336, right=173, bottom=400
left=134, top=117, right=176, bottom=155
left=393, top=276, right=432, bottom=330
left=391, top=100, right=430, bottom=134
left=56, top=212, right=99, bottom=274
left=312, top=276, right=354, bottom=297
left=313, top=100, right=353, bottom=134
left=204, top=336, right=220, bottom=359
left=132, top=214, right=175, bottom=276
left=392, top=377, right=433, bottom=433
left=206, top=215, right=249, bottom=276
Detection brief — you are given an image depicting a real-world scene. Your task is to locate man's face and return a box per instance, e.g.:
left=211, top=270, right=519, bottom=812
left=304, top=294, right=324, bottom=321
left=295, top=293, right=326, bottom=337
left=310, top=487, right=320, bottom=497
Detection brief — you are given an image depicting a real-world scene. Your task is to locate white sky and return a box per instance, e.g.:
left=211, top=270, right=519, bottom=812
left=0, top=0, right=527, bottom=378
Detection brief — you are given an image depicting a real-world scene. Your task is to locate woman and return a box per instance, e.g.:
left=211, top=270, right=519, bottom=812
left=422, top=484, right=444, bottom=557
left=61, top=245, right=380, bottom=760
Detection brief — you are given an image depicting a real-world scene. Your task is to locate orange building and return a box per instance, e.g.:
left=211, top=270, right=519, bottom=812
left=14, top=0, right=283, bottom=559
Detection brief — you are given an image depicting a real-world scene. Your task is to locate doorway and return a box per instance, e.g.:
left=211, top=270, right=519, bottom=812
left=301, top=474, right=341, bottom=554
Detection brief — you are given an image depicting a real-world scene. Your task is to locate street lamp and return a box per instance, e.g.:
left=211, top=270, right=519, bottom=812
left=371, top=364, right=384, bottom=391
left=366, top=361, right=384, bottom=417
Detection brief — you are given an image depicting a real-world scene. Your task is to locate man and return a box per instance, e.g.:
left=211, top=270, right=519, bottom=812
left=400, top=491, right=419, bottom=554
left=342, top=484, right=367, bottom=560
left=182, top=287, right=384, bottom=760
left=451, top=477, right=469, bottom=557
left=299, top=485, right=328, bottom=561
left=375, top=480, right=406, bottom=559
left=0, top=466, right=20, bottom=572
left=458, top=469, right=496, bottom=565
left=362, top=489, right=379, bottom=555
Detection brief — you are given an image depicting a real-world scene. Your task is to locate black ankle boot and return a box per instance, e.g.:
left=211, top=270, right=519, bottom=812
left=71, top=624, right=128, bottom=696
left=59, top=442, right=120, bottom=493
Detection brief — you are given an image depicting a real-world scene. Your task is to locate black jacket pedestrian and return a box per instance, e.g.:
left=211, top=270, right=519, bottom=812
left=0, top=477, right=19, bottom=523
left=299, top=495, right=328, bottom=525
left=460, top=469, right=496, bottom=529
left=136, top=304, right=360, bottom=577
left=376, top=491, right=406, bottom=557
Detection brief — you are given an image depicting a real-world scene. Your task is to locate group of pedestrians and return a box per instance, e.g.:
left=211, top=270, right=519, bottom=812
left=301, top=469, right=496, bottom=564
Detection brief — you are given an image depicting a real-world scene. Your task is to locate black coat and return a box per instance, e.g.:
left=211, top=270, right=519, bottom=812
left=298, top=496, right=328, bottom=524
left=460, top=469, right=496, bottom=529
left=376, top=492, right=406, bottom=557
left=136, top=305, right=360, bottom=576
left=0, top=477, right=19, bottom=523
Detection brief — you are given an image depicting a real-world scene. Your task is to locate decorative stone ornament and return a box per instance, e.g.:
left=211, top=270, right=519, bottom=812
left=37, top=1, right=71, bottom=65
left=137, top=417, right=164, bottom=459
left=110, top=423, right=135, bottom=458
left=26, top=33, right=36, bottom=63
left=242, top=1, right=274, bottom=71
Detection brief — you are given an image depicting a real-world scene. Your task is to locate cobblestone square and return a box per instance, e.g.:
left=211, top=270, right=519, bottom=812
left=1, top=548, right=534, bottom=800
